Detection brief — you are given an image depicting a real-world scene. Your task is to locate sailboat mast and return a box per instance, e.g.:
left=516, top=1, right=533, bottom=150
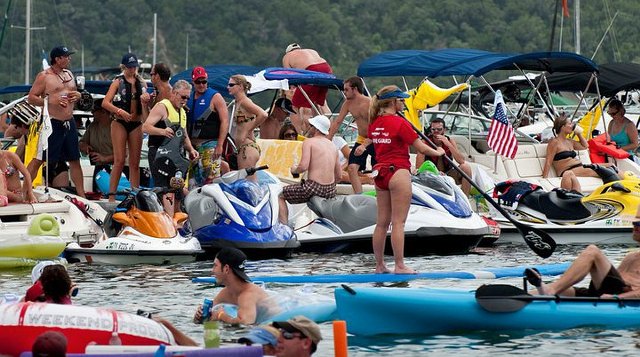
left=24, top=0, right=30, bottom=84
left=575, top=0, right=581, bottom=54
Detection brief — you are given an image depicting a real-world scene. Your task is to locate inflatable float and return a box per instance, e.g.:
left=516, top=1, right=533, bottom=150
left=0, top=213, right=66, bottom=269
left=0, top=303, right=175, bottom=356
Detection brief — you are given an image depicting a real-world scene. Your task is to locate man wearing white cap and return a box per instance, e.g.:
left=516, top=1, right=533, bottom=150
left=279, top=115, right=341, bottom=225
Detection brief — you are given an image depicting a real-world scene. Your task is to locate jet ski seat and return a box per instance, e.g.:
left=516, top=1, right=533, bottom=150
left=183, top=189, right=220, bottom=231
left=308, top=195, right=377, bottom=233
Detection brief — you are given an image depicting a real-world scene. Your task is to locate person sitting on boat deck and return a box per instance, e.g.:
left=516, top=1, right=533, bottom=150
left=543, top=114, right=612, bottom=192
left=329, top=76, right=375, bottom=194
left=282, top=43, right=333, bottom=134
left=416, top=118, right=472, bottom=196
left=606, top=99, right=639, bottom=160
left=193, top=247, right=273, bottom=325
left=32, top=331, right=67, bottom=357
left=525, top=241, right=640, bottom=298
left=4, top=115, right=30, bottom=161
left=143, top=80, right=199, bottom=217
left=367, top=86, right=445, bottom=274
left=272, top=315, right=323, bottom=357
left=238, top=324, right=280, bottom=355
left=27, top=45, right=85, bottom=198
left=278, top=115, right=341, bottom=225
left=262, top=96, right=296, bottom=140
left=79, top=99, right=114, bottom=192
left=0, top=149, right=36, bottom=203
left=228, top=75, right=268, bottom=178
left=278, top=123, right=299, bottom=141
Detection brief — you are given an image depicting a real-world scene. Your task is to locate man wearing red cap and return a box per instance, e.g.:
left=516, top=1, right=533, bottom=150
left=187, top=66, right=229, bottom=186
left=32, top=331, right=67, bottom=357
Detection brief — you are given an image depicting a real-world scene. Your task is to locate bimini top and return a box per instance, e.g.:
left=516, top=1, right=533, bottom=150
left=545, top=62, right=640, bottom=97
left=171, top=64, right=266, bottom=98
left=357, top=48, right=598, bottom=78
left=262, top=67, right=343, bottom=88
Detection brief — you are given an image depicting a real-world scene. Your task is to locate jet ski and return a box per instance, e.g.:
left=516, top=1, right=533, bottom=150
left=293, top=170, right=490, bottom=255
left=491, top=164, right=639, bottom=245
left=184, top=166, right=299, bottom=259
left=65, top=188, right=203, bottom=265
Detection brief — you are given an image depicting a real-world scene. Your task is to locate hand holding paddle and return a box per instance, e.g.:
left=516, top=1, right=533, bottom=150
left=397, top=112, right=556, bottom=258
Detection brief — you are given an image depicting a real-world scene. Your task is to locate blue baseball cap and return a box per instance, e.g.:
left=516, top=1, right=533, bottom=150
left=237, top=325, right=279, bottom=346
left=378, top=89, right=410, bottom=100
left=121, top=53, right=139, bottom=68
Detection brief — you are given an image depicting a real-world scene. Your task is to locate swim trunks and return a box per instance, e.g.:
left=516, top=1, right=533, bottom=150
left=291, top=62, right=333, bottom=108
left=189, top=140, right=221, bottom=188
left=37, top=119, right=81, bottom=163
left=348, top=142, right=376, bottom=171
left=282, top=179, right=336, bottom=204
left=573, top=265, right=631, bottom=297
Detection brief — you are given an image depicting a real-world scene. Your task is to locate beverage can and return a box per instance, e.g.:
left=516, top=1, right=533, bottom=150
left=201, top=298, right=213, bottom=322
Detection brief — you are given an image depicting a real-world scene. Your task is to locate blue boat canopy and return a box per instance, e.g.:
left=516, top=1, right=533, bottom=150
left=171, top=64, right=266, bottom=98
left=262, top=67, right=344, bottom=88
left=357, top=49, right=598, bottom=78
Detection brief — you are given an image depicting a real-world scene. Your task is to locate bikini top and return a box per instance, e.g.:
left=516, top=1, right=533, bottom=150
left=235, top=104, right=255, bottom=124
left=2, top=158, right=16, bottom=177
left=553, top=150, right=577, bottom=161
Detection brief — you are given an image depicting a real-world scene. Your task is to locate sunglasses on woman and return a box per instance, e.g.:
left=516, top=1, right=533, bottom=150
left=227, top=83, right=238, bottom=87
left=284, top=132, right=297, bottom=138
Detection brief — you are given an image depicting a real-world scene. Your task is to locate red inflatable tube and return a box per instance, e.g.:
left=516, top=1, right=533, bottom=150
left=0, top=303, right=175, bottom=356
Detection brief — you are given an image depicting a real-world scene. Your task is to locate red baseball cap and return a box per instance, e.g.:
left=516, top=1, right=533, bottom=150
left=192, top=66, right=208, bottom=81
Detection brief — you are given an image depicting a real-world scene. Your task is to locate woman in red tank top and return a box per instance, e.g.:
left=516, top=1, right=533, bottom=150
left=365, top=85, right=444, bottom=274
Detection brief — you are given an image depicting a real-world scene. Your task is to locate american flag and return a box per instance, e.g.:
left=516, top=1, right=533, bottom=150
left=487, top=90, right=518, bottom=159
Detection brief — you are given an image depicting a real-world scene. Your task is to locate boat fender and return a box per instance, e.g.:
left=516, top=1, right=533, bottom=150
left=27, top=214, right=60, bottom=236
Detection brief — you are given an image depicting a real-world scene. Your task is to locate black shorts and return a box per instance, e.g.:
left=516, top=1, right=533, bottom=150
left=38, top=118, right=81, bottom=163
left=348, top=142, right=376, bottom=171
left=574, top=266, right=631, bottom=297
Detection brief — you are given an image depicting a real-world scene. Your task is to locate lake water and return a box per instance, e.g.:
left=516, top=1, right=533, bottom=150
left=2, top=243, right=639, bottom=356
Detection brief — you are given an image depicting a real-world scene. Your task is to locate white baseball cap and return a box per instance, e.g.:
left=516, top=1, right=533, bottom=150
left=31, top=261, right=58, bottom=283
left=308, top=115, right=330, bottom=135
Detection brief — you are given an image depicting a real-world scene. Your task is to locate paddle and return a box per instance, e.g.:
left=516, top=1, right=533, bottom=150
left=397, top=112, right=556, bottom=258
left=475, top=284, right=638, bottom=313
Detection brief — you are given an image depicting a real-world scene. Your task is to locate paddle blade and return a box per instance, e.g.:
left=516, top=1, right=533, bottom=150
left=475, top=284, right=532, bottom=313
left=514, top=221, right=556, bottom=258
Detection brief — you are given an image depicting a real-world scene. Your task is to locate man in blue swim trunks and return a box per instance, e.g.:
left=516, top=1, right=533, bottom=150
left=27, top=46, right=85, bottom=197
left=526, top=238, right=640, bottom=298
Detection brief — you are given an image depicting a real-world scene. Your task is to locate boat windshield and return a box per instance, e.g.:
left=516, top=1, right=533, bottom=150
left=134, top=191, right=164, bottom=212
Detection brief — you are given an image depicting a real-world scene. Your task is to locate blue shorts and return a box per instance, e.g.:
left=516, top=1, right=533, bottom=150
left=38, top=119, right=81, bottom=163
left=348, top=142, right=376, bottom=171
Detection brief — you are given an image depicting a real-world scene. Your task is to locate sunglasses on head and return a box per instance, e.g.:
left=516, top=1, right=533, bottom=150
left=281, top=330, right=306, bottom=340
left=195, top=79, right=207, bottom=85
left=227, top=83, right=238, bottom=87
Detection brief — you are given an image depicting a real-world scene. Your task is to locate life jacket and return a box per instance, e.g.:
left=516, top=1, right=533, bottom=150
left=493, top=180, right=541, bottom=206
left=112, top=74, right=143, bottom=115
left=425, top=133, right=453, bottom=172
left=187, top=88, right=221, bottom=140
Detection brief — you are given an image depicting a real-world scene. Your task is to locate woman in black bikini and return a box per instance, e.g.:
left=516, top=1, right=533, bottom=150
left=543, top=114, right=602, bottom=192
left=102, top=53, right=150, bottom=201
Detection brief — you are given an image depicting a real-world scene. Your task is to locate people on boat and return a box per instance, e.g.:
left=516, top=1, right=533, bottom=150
left=262, top=97, right=295, bottom=140
left=0, top=150, right=36, bottom=203
left=278, top=123, right=299, bottom=141
left=272, top=315, right=323, bottom=357
left=102, top=53, right=149, bottom=202
left=415, top=118, right=472, bottom=196
left=329, top=76, right=375, bottom=194
left=32, top=331, right=67, bottom=357
left=278, top=115, right=340, bottom=225
left=542, top=114, right=608, bottom=192
left=27, top=46, right=86, bottom=198
left=79, top=99, right=114, bottom=192
left=143, top=80, right=198, bottom=217
left=187, top=66, right=230, bottom=187
left=282, top=43, right=333, bottom=133
left=192, top=247, right=273, bottom=325
left=149, top=63, right=172, bottom=108
left=606, top=99, right=639, bottom=159
left=238, top=324, right=280, bottom=355
left=4, top=115, right=31, bottom=161
left=367, top=86, right=445, bottom=274
left=228, top=74, right=268, bottom=180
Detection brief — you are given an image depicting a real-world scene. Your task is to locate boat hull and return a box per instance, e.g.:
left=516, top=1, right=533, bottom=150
left=335, top=286, right=640, bottom=336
